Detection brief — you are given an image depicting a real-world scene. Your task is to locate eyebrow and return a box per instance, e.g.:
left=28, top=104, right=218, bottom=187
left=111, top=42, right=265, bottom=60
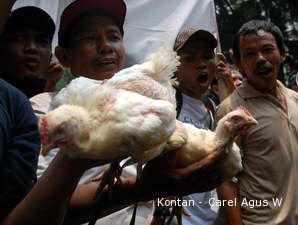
left=106, top=27, right=122, bottom=35
left=242, top=48, right=255, bottom=52
left=262, top=43, right=276, bottom=48
left=73, top=26, right=121, bottom=36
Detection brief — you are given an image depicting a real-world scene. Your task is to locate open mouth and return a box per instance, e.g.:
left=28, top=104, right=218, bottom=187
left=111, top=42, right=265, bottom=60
left=256, top=65, right=273, bottom=77
left=196, top=74, right=209, bottom=83
left=25, top=58, right=40, bottom=68
left=95, top=59, right=116, bottom=67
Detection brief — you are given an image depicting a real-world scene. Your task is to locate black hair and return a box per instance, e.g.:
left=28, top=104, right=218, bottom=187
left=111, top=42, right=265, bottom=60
left=232, top=20, right=285, bottom=61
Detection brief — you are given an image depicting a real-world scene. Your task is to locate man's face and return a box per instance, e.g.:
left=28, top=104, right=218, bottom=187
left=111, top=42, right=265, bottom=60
left=65, top=15, right=125, bottom=80
left=176, top=40, right=215, bottom=98
left=231, top=69, right=243, bottom=87
left=0, top=28, right=52, bottom=79
left=238, top=30, right=284, bottom=92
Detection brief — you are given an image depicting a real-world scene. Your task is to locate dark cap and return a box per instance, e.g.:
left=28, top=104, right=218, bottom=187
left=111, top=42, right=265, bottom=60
left=174, top=27, right=217, bottom=52
left=58, top=0, right=126, bottom=47
left=2, top=6, right=55, bottom=41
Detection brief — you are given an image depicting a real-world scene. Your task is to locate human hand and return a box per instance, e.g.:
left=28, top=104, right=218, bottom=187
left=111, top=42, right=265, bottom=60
left=50, top=146, right=126, bottom=173
left=215, top=53, right=232, bottom=80
left=215, top=53, right=236, bottom=99
left=44, top=56, right=64, bottom=92
left=140, top=148, right=225, bottom=198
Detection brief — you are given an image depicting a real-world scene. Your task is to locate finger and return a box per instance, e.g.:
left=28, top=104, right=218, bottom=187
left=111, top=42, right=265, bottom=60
left=165, top=148, right=225, bottom=178
left=48, top=66, right=63, bottom=75
left=216, top=68, right=225, bottom=74
left=216, top=53, right=228, bottom=64
left=216, top=70, right=229, bottom=80
left=216, top=61, right=227, bottom=68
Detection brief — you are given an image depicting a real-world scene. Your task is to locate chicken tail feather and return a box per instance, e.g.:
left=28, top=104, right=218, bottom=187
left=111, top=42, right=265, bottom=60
left=145, top=46, right=180, bottom=81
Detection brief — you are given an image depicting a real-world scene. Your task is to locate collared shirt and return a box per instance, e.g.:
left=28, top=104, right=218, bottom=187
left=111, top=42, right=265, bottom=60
left=216, top=80, right=298, bottom=225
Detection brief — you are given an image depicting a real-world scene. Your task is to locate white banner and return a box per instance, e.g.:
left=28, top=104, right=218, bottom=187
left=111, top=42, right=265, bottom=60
left=13, top=0, right=219, bottom=66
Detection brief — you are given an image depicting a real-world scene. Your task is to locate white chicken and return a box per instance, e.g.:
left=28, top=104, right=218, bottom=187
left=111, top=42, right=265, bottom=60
left=39, top=47, right=180, bottom=225
left=40, top=47, right=180, bottom=165
left=163, top=106, right=258, bottom=180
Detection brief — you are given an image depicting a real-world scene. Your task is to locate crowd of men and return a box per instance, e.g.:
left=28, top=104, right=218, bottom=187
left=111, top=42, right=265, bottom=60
left=0, top=0, right=297, bottom=225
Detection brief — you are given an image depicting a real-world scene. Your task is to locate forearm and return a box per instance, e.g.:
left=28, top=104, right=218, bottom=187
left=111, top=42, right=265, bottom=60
left=217, top=181, right=243, bottom=225
left=64, top=177, right=146, bottom=224
left=2, top=151, right=87, bottom=225
left=0, top=0, right=15, bottom=34
left=63, top=147, right=225, bottom=224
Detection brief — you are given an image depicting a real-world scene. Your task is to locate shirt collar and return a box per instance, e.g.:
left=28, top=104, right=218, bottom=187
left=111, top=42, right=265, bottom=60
left=236, top=79, right=287, bottom=99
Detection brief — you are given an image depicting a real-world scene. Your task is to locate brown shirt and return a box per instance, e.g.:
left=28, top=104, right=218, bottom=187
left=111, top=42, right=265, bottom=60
left=217, top=80, right=298, bottom=225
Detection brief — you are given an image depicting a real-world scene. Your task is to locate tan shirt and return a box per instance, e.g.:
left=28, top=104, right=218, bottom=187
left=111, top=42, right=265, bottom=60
left=217, top=80, right=298, bottom=225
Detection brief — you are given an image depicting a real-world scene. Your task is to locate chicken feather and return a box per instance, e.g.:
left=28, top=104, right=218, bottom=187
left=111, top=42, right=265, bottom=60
left=164, top=107, right=258, bottom=179
left=41, top=88, right=176, bottom=161
left=41, top=47, right=180, bottom=225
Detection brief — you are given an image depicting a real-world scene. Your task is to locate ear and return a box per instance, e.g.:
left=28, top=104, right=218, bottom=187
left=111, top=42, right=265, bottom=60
left=55, top=46, right=70, bottom=67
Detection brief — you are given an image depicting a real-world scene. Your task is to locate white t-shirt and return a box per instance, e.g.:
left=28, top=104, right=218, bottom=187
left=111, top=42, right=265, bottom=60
left=172, top=93, right=218, bottom=225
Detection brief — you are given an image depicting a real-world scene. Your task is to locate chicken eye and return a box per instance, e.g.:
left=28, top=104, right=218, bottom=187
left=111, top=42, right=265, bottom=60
left=232, top=118, right=240, bottom=123
left=230, top=116, right=242, bottom=124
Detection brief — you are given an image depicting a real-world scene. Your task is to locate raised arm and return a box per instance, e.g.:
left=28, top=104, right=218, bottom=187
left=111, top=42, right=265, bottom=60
left=215, top=53, right=236, bottom=102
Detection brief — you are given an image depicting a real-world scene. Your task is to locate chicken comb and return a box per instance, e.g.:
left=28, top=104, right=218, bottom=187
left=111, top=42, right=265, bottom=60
left=236, top=105, right=252, bottom=116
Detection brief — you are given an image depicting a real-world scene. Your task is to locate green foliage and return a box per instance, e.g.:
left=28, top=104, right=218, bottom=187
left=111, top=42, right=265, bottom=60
left=55, top=68, right=74, bottom=91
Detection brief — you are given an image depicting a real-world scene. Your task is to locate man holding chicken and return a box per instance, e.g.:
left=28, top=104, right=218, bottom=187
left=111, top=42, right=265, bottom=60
left=30, top=0, right=225, bottom=224
left=0, top=1, right=226, bottom=225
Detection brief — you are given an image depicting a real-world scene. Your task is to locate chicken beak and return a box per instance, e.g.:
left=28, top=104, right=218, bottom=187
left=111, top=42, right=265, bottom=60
left=247, top=117, right=258, bottom=125
left=41, top=143, right=55, bottom=156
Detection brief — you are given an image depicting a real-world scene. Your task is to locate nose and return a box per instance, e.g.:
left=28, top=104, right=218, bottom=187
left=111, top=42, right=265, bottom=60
left=97, top=36, right=113, bottom=54
left=196, top=59, right=207, bottom=70
left=24, top=39, right=39, bottom=54
left=234, top=78, right=243, bottom=87
left=256, top=52, right=266, bottom=64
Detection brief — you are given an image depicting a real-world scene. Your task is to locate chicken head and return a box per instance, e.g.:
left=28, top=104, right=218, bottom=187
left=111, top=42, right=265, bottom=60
left=40, top=104, right=90, bottom=156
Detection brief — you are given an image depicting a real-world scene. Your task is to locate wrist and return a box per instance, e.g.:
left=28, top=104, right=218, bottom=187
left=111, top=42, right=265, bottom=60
left=56, top=150, right=89, bottom=175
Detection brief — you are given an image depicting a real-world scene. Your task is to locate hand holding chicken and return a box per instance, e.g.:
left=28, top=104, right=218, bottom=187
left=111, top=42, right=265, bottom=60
left=160, top=106, right=258, bottom=180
